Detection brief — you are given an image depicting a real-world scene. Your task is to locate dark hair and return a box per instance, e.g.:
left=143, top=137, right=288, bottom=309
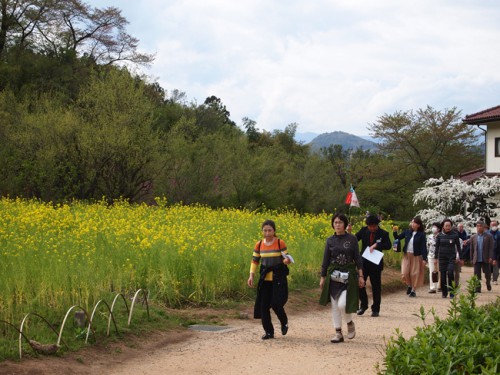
left=262, top=219, right=276, bottom=231
left=441, top=218, right=453, bottom=229
left=432, top=221, right=442, bottom=230
left=412, top=216, right=424, bottom=232
left=365, top=214, right=380, bottom=226
left=331, top=213, right=349, bottom=229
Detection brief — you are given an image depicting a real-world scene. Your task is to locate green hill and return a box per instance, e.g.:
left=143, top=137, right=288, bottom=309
left=308, top=131, right=378, bottom=151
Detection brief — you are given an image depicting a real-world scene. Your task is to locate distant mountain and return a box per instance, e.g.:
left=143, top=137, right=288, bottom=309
left=358, top=135, right=381, bottom=144
left=308, top=131, right=378, bottom=152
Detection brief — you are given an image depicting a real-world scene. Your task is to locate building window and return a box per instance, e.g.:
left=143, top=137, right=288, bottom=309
left=496, top=138, right=500, bottom=157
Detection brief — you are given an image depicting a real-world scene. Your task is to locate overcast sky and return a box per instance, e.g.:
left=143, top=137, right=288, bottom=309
left=87, top=0, right=500, bottom=136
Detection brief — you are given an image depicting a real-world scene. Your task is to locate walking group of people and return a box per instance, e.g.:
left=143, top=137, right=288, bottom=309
left=247, top=214, right=499, bottom=343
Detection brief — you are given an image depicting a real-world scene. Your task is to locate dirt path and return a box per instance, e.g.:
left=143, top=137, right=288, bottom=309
left=2, top=266, right=499, bottom=375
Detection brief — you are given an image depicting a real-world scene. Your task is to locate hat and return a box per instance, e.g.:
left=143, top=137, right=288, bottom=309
left=365, top=214, right=380, bottom=225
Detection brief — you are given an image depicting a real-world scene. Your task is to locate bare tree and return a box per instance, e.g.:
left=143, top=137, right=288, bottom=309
left=0, top=0, right=52, bottom=56
left=0, top=0, right=153, bottom=65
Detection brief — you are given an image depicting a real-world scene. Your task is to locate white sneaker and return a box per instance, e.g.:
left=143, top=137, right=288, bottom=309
left=330, top=331, right=344, bottom=343
left=494, top=281, right=498, bottom=285
left=347, top=321, right=356, bottom=339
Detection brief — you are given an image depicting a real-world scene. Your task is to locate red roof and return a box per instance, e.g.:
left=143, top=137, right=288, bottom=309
left=464, top=105, right=500, bottom=124
left=458, top=168, right=500, bottom=182
left=458, top=168, right=485, bottom=182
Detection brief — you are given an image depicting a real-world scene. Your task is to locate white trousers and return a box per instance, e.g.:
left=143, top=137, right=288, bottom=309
left=330, top=291, right=352, bottom=329
left=429, top=260, right=439, bottom=291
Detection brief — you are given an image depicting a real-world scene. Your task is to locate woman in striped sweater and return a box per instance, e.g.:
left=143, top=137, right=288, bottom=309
left=247, top=220, right=292, bottom=340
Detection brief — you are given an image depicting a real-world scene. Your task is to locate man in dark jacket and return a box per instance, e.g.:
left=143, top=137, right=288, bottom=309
left=354, top=215, right=392, bottom=317
left=470, top=219, right=494, bottom=292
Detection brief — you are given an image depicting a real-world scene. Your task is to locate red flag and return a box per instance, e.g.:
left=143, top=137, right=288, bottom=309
left=350, top=189, right=360, bottom=207
left=345, top=185, right=360, bottom=207
left=345, top=191, right=352, bottom=205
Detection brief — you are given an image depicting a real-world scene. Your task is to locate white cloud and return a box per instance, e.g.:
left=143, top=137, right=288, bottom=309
left=89, top=0, right=500, bottom=135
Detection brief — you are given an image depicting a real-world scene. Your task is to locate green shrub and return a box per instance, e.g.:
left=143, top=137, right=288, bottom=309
left=379, top=277, right=499, bottom=374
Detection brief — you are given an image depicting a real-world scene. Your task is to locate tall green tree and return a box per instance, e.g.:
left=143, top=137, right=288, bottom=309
left=0, top=69, right=164, bottom=202
left=321, top=144, right=372, bottom=189
left=369, top=106, right=482, bottom=181
left=75, top=69, right=164, bottom=201
left=243, top=117, right=260, bottom=145
left=195, top=95, right=237, bottom=135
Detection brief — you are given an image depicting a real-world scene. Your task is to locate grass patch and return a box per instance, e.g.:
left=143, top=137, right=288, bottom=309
left=378, top=277, right=500, bottom=374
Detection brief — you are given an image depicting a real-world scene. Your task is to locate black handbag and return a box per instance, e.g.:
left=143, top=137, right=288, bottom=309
left=431, top=271, right=439, bottom=283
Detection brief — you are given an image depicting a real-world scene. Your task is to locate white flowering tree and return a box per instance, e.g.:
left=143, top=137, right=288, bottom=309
left=413, top=176, right=500, bottom=230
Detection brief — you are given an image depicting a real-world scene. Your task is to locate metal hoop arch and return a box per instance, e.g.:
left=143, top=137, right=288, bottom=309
left=85, top=299, right=118, bottom=343
left=19, top=312, right=68, bottom=359
left=108, top=293, right=130, bottom=336
left=128, top=289, right=150, bottom=326
left=1, top=320, right=38, bottom=360
left=57, top=305, right=95, bottom=347
left=1, top=289, right=149, bottom=360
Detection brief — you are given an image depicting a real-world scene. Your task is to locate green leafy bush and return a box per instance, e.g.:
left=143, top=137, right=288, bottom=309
left=379, top=277, right=499, bottom=374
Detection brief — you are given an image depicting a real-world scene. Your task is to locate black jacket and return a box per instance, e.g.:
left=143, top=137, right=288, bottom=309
left=435, top=230, right=462, bottom=261
left=393, top=229, right=428, bottom=261
left=253, top=263, right=289, bottom=319
left=355, top=226, right=392, bottom=269
left=355, top=226, right=392, bottom=253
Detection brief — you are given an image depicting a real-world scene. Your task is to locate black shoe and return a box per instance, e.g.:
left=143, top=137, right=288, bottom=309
left=487, top=284, right=492, bottom=291
left=281, top=324, right=288, bottom=336
left=409, top=291, right=416, bottom=297
left=442, top=294, right=447, bottom=298
left=371, top=311, right=379, bottom=317
left=428, top=289, right=436, bottom=294
left=356, top=308, right=367, bottom=316
left=406, top=286, right=412, bottom=295
left=261, top=333, right=274, bottom=340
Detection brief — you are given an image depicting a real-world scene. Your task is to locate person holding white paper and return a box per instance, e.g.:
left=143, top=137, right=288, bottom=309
left=352, top=215, right=392, bottom=317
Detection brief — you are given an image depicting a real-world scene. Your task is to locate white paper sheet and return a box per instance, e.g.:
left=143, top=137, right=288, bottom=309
left=362, top=247, right=384, bottom=265
left=281, top=252, right=295, bottom=263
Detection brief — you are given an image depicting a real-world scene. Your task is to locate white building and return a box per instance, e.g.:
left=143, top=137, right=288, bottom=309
left=462, top=105, right=500, bottom=221
left=463, top=105, right=500, bottom=174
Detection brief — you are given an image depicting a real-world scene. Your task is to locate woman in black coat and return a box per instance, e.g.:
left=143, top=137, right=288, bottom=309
left=434, top=218, right=463, bottom=298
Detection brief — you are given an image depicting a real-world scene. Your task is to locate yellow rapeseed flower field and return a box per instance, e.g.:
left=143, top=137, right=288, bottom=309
left=0, top=198, right=339, bottom=324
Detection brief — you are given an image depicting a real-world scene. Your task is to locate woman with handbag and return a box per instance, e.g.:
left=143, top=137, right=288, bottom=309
left=320, top=213, right=364, bottom=343
left=247, top=219, right=292, bottom=340
left=393, top=217, right=428, bottom=297
left=434, top=218, right=463, bottom=298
